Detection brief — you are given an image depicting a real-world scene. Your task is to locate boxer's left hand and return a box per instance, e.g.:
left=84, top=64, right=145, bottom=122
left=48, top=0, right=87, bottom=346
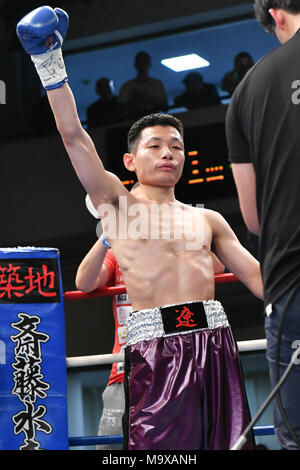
left=16, top=6, right=69, bottom=89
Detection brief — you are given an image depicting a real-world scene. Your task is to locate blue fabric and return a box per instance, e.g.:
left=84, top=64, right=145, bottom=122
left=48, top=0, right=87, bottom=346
left=0, top=247, right=68, bottom=450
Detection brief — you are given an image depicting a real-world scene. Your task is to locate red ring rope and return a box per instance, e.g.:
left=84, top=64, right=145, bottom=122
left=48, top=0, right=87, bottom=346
left=64, top=273, right=239, bottom=301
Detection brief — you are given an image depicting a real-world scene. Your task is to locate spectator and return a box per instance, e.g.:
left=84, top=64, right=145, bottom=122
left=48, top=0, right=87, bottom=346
left=221, top=52, right=254, bottom=97
left=87, top=77, right=119, bottom=128
left=174, top=71, right=221, bottom=110
left=118, top=51, right=168, bottom=119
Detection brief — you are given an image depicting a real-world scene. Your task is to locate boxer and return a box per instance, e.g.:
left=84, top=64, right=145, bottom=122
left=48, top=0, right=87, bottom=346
left=17, top=6, right=263, bottom=450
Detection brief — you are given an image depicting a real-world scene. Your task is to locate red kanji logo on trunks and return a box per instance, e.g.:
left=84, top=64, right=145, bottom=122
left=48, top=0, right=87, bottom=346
left=175, top=306, right=198, bottom=328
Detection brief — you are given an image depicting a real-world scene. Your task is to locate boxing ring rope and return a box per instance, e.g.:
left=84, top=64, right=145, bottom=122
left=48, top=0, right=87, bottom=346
left=66, top=342, right=267, bottom=369
left=64, top=273, right=274, bottom=447
left=64, top=273, right=240, bottom=302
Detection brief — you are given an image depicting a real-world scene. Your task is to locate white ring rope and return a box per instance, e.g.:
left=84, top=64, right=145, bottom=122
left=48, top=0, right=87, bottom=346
left=66, top=339, right=267, bottom=368
left=66, top=352, right=124, bottom=368
left=237, top=338, right=267, bottom=353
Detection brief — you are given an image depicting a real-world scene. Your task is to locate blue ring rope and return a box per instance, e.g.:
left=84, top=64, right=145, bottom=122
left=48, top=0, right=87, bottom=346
left=68, top=426, right=274, bottom=446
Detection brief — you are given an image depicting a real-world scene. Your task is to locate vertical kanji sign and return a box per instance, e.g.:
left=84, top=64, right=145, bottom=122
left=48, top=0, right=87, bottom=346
left=0, top=247, right=68, bottom=450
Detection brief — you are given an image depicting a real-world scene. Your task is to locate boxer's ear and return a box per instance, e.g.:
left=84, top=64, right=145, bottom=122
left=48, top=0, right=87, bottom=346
left=123, top=153, right=136, bottom=172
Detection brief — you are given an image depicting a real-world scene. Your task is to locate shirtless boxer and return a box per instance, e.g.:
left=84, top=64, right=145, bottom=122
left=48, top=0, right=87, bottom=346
left=17, top=6, right=263, bottom=450
left=77, top=189, right=225, bottom=450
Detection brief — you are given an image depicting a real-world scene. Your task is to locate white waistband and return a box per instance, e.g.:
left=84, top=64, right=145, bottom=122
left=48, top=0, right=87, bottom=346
left=126, top=300, right=229, bottom=346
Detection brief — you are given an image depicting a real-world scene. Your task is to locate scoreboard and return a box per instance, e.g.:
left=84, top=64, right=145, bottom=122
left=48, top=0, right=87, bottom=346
left=175, top=122, right=237, bottom=204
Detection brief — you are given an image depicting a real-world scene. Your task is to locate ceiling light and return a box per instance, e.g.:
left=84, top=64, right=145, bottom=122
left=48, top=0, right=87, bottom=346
left=161, top=53, right=210, bottom=72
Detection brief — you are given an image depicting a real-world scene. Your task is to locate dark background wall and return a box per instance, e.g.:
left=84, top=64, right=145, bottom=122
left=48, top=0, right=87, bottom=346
left=0, top=0, right=265, bottom=357
left=0, top=1, right=251, bottom=44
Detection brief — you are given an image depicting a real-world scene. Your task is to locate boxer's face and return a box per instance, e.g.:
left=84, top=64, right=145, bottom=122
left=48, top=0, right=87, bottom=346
left=125, top=125, right=185, bottom=187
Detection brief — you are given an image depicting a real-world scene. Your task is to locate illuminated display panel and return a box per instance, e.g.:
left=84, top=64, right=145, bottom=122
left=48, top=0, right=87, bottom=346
left=175, top=123, right=237, bottom=204
left=105, top=121, right=237, bottom=204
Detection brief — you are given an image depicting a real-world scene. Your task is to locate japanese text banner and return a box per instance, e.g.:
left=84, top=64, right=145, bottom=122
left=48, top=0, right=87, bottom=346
left=0, top=247, right=68, bottom=450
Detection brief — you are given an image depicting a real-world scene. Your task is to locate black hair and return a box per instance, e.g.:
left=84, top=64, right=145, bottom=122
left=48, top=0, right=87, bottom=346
left=234, top=51, right=254, bottom=63
left=135, top=51, right=151, bottom=63
left=127, top=113, right=184, bottom=153
left=254, top=0, right=300, bottom=33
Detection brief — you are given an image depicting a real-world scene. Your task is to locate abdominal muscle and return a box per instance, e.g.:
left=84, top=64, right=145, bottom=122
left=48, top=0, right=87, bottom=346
left=116, top=238, right=216, bottom=311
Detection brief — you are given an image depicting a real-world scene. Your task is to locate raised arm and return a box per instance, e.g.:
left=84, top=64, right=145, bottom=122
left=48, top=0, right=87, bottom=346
left=16, top=6, right=127, bottom=210
left=207, top=210, right=263, bottom=299
left=46, top=83, right=126, bottom=207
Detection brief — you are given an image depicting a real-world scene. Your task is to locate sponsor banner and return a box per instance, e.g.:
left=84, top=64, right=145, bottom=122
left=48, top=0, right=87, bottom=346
left=0, top=247, right=68, bottom=450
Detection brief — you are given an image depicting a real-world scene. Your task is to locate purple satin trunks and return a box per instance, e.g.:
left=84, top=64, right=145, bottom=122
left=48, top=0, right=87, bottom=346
left=123, top=300, right=254, bottom=450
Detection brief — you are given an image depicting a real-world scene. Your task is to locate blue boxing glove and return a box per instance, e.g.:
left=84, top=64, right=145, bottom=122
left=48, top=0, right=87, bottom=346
left=16, top=6, right=69, bottom=90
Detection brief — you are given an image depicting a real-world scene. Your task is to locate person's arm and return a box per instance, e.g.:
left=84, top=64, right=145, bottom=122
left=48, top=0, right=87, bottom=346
left=75, top=235, right=111, bottom=292
left=16, top=6, right=127, bottom=211
left=47, top=83, right=127, bottom=208
left=231, top=163, right=260, bottom=235
left=225, top=86, right=260, bottom=235
left=208, top=210, right=263, bottom=299
left=211, top=252, right=225, bottom=274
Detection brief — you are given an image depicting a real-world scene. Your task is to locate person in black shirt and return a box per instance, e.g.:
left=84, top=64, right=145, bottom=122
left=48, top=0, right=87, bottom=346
left=117, top=52, right=168, bottom=119
left=221, top=52, right=254, bottom=97
left=174, top=72, right=220, bottom=110
left=226, top=0, right=300, bottom=450
left=87, top=77, right=119, bottom=129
